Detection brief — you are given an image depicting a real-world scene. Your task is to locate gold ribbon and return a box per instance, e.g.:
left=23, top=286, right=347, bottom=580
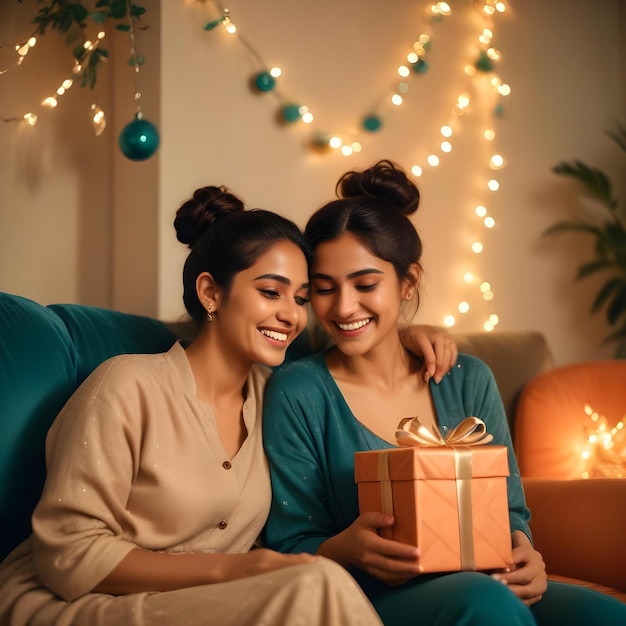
left=392, top=416, right=493, bottom=570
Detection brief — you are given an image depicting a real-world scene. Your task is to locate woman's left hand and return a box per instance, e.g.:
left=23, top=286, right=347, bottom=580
left=492, top=530, right=547, bottom=606
left=398, top=325, right=458, bottom=383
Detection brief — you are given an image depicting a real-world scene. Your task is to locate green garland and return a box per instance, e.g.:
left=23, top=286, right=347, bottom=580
left=20, top=0, right=147, bottom=88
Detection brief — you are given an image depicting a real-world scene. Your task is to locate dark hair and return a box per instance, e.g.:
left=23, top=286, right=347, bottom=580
left=304, top=159, right=423, bottom=281
left=175, top=186, right=311, bottom=322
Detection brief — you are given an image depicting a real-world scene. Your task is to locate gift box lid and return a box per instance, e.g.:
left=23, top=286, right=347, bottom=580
left=354, top=444, right=510, bottom=483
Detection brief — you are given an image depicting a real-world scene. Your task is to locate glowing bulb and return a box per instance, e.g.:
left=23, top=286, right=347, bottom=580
left=480, top=282, right=491, bottom=292
left=329, top=136, right=342, bottom=149
left=62, top=79, right=73, bottom=89
left=83, top=40, right=92, bottom=49
left=224, top=17, right=237, bottom=34
left=42, top=96, right=58, bottom=108
left=411, top=165, right=423, bottom=177
left=441, top=125, right=453, bottom=137
left=489, top=314, right=500, bottom=325
left=352, top=142, right=362, bottom=153
left=458, top=301, right=470, bottom=314
left=398, top=65, right=410, bottom=78
left=398, top=82, right=409, bottom=94
left=483, top=291, right=495, bottom=301
left=270, top=67, right=282, bottom=77
left=484, top=129, right=495, bottom=141
left=56, top=87, right=66, bottom=96
left=495, top=2, right=506, bottom=12
left=483, top=5, right=496, bottom=15
left=498, top=84, right=512, bottom=96
left=484, top=216, right=496, bottom=228
left=488, top=179, right=500, bottom=191
left=391, top=94, right=403, bottom=106
left=457, top=93, right=470, bottom=108
left=464, top=272, right=474, bottom=283
left=301, top=112, right=314, bottom=124
left=441, top=141, right=452, bottom=153
left=17, top=44, right=29, bottom=56
left=472, top=242, right=484, bottom=253
left=443, top=315, right=456, bottom=327
left=486, top=47, right=500, bottom=61
left=475, top=205, right=487, bottom=217
left=419, top=34, right=430, bottom=44
left=341, top=145, right=353, bottom=156
left=483, top=321, right=494, bottom=332
left=27, top=37, right=37, bottom=47
left=23, top=112, right=37, bottom=126
left=464, top=65, right=476, bottom=76
left=489, top=154, right=504, bottom=169
left=407, top=52, right=418, bottom=64
left=427, top=155, right=440, bottom=167
left=97, top=31, right=106, bottom=40
left=582, top=450, right=591, bottom=460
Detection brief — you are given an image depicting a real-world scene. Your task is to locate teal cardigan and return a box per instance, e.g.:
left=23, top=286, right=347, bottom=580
left=262, top=352, right=531, bottom=556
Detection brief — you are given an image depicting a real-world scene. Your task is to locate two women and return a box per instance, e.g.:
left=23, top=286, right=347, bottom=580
left=263, top=160, right=626, bottom=625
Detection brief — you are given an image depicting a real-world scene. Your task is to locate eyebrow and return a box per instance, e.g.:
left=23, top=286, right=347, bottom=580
left=254, top=273, right=309, bottom=289
left=311, top=268, right=384, bottom=281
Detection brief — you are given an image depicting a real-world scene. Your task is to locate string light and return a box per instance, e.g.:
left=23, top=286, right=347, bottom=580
left=580, top=404, right=626, bottom=479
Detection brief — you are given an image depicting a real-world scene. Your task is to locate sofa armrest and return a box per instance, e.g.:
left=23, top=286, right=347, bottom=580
left=522, top=477, right=626, bottom=593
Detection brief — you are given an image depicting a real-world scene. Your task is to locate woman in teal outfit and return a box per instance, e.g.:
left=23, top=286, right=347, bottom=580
left=263, top=160, right=626, bottom=625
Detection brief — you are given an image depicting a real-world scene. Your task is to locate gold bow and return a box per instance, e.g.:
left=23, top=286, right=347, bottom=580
left=395, top=415, right=494, bottom=448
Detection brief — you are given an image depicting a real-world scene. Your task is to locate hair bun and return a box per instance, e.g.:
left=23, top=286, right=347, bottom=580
left=174, top=186, right=245, bottom=248
left=336, top=159, right=420, bottom=216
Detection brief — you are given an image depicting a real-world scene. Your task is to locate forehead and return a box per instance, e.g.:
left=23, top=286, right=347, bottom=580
left=238, top=240, right=308, bottom=283
left=312, top=233, right=391, bottom=274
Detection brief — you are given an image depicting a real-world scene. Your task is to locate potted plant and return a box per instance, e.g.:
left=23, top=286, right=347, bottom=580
left=545, top=121, right=626, bottom=358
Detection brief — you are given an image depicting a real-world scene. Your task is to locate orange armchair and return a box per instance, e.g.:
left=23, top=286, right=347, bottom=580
left=514, top=361, right=626, bottom=602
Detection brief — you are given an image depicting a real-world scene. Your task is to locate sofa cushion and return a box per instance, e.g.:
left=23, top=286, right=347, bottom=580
left=49, top=303, right=176, bottom=385
left=0, top=293, right=78, bottom=560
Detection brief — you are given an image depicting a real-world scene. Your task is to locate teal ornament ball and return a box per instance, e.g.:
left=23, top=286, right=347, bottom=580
left=475, top=50, right=494, bottom=73
left=362, top=115, right=382, bottom=132
left=282, top=104, right=301, bottom=123
left=255, top=71, right=276, bottom=92
left=119, top=113, right=159, bottom=161
left=411, top=58, right=429, bottom=74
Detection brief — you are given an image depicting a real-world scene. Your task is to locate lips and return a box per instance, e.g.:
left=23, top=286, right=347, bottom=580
left=335, top=318, right=372, bottom=331
left=259, top=328, right=288, bottom=342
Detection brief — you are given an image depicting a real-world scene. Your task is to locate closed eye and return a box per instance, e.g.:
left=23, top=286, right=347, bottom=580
left=260, top=289, right=280, bottom=299
left=295, top=295, right=310, bottom=306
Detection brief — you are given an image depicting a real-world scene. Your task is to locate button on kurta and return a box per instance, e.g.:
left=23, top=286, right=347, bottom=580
left=218, top=520, right=228, bottom=530
left=222, top=461, right=232, bottom=470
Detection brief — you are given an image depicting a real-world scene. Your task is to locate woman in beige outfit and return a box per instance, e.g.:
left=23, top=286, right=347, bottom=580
left=0, top=186, right=452, bottom=626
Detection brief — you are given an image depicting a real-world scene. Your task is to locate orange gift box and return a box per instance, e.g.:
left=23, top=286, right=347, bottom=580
left=354, top=418, right=513, bottom=574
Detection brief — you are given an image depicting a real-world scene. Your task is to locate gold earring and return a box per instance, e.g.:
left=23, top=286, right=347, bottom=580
left=206, top=305, right=213, bottom=322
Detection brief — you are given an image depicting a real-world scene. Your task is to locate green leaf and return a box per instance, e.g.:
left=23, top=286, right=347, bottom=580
left=115, top=23, right=131, bottom=31
left=576, top=259, right=615, bottom=280
left=68, top=3, right=90, bottom=23
left=108, top=1, right=127, bottom=19
left=95, top=0, right=109, bottom=7
left=552, top=160, right=615, bottom=207
left=543, top=221, right=602, bottom=238
left=591, top=278, right=623, bottom=313
left=606, top=121, right=626, bottom=153
left=73, top=42, right=86, bottom=60
left=606, top=284, right=626, bottom=325
left=131, top=4, right=146, bottom=17
left=91, top=11, right=108, bottom=24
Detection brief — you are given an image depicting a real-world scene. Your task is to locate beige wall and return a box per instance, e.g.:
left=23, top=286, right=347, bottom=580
left=1, top=1, right=625, bottom=366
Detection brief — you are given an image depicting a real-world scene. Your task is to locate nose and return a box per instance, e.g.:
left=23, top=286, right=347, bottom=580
left=333, top=286, right=358, bottom=319
left=276, top=298, right=300, bottom=327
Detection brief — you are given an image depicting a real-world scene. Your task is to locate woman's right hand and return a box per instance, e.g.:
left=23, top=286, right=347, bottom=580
left=317, top=512, right=422, bottom=585
left=218, top=548, right=318, bottom=582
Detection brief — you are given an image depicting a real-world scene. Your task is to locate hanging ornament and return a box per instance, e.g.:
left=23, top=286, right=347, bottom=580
left=362, top=115, right=382, bottom=132
left=254, top=71, right=276, bottom=92
left=281, top=104, right=302, bottom=123
left=118, top=112, right=159, bottom=161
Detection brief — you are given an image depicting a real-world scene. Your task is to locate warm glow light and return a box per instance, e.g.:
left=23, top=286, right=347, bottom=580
left=391, top=94, right=403, bottom=105
left=411, top=165, right=423, bottom=177
left=407, top=52, right=418, bottom=64
left=488, top=179, right=500, bottom=191
left=441, top=141, right=452, bottom=152
left=443, top=315, right=456, bottom=327
left=484, top=216, right=496, bottom=228
left=302, top=112, right=314, bottom=124
left=352, top=142, right=362, bottom=153
left=483, top=291, right=494, bottom=301
left=398, top=65, right=410, bottom=77
left=341, top=145, right=353, bottom=156
left=484, top=129, right=496, bottom=141
left=489, top=154, right=504, bottom=169
left=458, top=301, right=470, bottom=313
left=475, top=205, right=487, bottom=217
left=480, top=282, right=491, bottom=292
left=270, top=67, right=282, bottom=77
left=329, top=136, right=342, bottom=149
left=441, top=125, right=453, bottom=137
left=42, top=97, right=58, bottom=108
left=427, top=154, right=440, bottom=167
left=23, top=112, right=37, bottom=126
left=472, top=242, right=484, bottom=253
left=464, top=272, right=474, bottom=283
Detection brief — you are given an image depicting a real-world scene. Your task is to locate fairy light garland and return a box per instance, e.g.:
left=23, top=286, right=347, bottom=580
left=580, top=404, right=626, bottom=479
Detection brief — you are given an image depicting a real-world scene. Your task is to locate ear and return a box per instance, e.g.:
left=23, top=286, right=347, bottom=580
left=196, top=272, right=223, bottom=314
left=401, top=263, right=421, bottom=301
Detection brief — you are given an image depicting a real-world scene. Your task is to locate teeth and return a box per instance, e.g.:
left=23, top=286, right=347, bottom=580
left=260, top=329, right=288, bottom=342
left=337, top=319, right=371, bottom=331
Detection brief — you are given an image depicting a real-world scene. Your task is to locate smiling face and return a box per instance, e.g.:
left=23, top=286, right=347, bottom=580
left=206, top=240, right=310, bottom=369
left=310, top=232, right=416, bottom=358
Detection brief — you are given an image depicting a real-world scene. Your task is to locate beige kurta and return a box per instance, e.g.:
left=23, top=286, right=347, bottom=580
left=0, top=343, right=381, bottom=626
